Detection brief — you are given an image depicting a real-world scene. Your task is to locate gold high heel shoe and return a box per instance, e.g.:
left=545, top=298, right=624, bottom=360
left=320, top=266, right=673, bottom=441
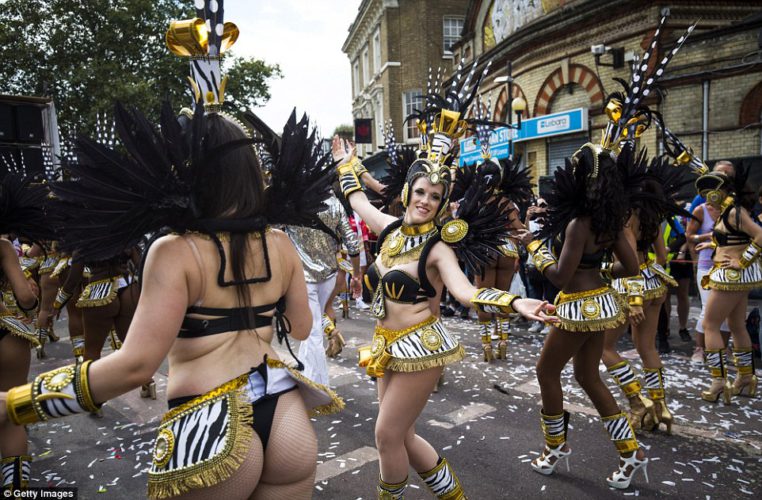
left=732, top=374, right=758, bottom=397
left=701, top=378, right=732, bottom=404
left=140, top=380, right=157, bottom=399
left=652, top=398, right=673, bottom=434
left=482, top=335, right=493, bottom=362
left=627, top=394, right=657, bottom=431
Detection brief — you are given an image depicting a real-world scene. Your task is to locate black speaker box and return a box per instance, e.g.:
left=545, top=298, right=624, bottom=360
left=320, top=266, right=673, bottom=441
left=0, top=103, right=14, bottom=142
left=15, top=105, right=44, bottom=143
left=20, top=147, right=44, bottom=177
left=0, top=146, right=21, bottom=177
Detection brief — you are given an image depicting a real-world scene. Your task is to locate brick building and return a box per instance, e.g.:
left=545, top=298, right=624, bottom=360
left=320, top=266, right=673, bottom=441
left=451, top=0, right=762, bottom=192
left=342, top=0, right=470, bottom=168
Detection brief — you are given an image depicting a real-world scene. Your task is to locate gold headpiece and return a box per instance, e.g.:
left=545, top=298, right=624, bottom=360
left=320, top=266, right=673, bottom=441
left=166, top=1, right=239, bottom=111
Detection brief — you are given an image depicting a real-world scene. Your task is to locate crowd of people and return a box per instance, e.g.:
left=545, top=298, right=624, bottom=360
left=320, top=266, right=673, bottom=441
left=0, top=6, right=759, bottom=500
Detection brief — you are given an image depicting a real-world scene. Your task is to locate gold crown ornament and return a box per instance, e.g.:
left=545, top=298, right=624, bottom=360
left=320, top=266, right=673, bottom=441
left=166, top=1, right=240, bottom=111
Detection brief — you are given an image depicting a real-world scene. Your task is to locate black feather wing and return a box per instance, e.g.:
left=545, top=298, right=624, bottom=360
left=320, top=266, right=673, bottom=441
left=0, top=174, right=56, bottom=243
left=262, top=109, right=335, bottom=229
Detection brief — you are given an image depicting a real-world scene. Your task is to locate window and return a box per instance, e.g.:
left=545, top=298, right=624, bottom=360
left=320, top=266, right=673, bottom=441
left=373, top=28, right=381, bottom=74
left=443, top=17, right=464, bottom=54
left=403, top=90, right=424, bottom=140
left=362, top=46, right=370, bottom=85
left=352, top=59, right=360, bottom=96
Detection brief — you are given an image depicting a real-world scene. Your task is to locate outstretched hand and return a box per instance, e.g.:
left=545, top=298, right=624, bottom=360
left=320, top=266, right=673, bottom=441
left=512, top=298, right=557, bottom=324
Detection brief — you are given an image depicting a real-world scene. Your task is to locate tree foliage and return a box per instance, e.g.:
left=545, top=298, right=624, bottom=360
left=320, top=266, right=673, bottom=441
left=0, top=0, right=282, bottom=136
left=333, top=124, right=354, bottom=140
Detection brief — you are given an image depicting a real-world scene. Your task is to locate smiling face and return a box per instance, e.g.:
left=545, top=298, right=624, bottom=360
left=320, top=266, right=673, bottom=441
left=404, top=176, right=445, bottom=225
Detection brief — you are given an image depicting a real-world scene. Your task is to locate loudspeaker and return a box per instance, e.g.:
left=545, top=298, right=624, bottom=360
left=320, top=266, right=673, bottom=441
left=19, top=147, right=44, bottom=177
left=0, top=103, right=14, bottom=142
left=0, top=146, right=21, bottom=177
left=15, top=105, right=44, bottom=143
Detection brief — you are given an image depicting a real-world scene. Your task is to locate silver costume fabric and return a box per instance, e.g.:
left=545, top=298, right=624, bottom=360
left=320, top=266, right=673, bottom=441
left=286, top=195, right=360, bottom=283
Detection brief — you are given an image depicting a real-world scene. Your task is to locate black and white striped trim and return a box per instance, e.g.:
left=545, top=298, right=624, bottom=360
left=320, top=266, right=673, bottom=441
left=608, top=361, right=636, bottom=386
left=603, top=414, right=635, bottom=442
left=642, top=368, right=662, bottom=390
left=555, top=291, right=620, bottom=322
left=387, top=320, right=458, bottom=360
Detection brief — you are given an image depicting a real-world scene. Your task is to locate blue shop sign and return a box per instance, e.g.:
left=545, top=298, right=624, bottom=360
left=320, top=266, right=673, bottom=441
left=458, top=107, right=588, bottom=166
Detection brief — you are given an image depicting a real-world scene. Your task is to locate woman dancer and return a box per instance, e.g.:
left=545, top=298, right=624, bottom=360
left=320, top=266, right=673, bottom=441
left=523, top=15, right=695, bottom=486
left=695, top=165, right=762, bottom=401
left=602, top=157, right=692, bottom=434
left=0, top=174, right=54, bottom=490
left=335, top=61, right=554, bottom=499
left=685, top=161, right=736, bottom=364
left=1, top=100, right=343, bottom=499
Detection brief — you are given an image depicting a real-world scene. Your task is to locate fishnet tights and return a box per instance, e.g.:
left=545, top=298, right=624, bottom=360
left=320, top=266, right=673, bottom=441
left=173, top=390, right=317, bottom=500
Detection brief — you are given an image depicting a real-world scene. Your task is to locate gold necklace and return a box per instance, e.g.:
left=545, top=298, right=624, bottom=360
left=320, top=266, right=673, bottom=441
left=381, top=222, right=438, bottom=268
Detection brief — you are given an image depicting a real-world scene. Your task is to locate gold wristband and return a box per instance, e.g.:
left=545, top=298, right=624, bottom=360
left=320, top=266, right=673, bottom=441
left=352, top=158, right=369, bottom=177
left=471, top=288, right=518, bottom=315
left=739, top=242, right=762, bottom=269
left=6, top=383, right=40, bottom=425
left=337, top=161, right=363, bottom=196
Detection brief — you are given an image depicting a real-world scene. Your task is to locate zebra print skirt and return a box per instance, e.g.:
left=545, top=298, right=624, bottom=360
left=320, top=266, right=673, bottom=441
left=498, top=239, right=519, bottom=259
left=0, top=311, right=40, bottom=347
left=76, top=277, right=129, bottom=307
left=612, top=261, right=676, bottom=300
left=702, top=260, right=762, bottom=291
left=147, top=373, right=253, bottom=499
left=361, top=316, right=464, bottom=376
left=147, top=361, right=344, bottom=499
left=39, top=254, right=59, bottom=274
left=553, top=286, right=627, bottom=332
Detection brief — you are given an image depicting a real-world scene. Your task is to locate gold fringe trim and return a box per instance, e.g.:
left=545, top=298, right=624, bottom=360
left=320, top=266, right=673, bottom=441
left=555, top=311, right=628, bottom=333
left=643, top=285, right=667, bottom=301
left=76, top=278, right=118, bottom=308
left=147, top=383, right=253, bottom=499
left=703, top=280, right=762, bottom=292
left=386, top=345, right=465, bottom=372
left=264, top=358, right=345, bottom=417
left=0, top=314, right=40, bottom=347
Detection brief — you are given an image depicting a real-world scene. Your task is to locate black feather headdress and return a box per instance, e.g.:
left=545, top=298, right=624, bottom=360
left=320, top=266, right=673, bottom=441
left=0, top=173, right=56, bottom=245
left=52, top=102, right=334, bottom=274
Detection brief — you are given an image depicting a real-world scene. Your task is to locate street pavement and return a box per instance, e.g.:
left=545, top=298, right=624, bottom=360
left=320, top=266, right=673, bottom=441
left=19, top=297, right=762, bottom=499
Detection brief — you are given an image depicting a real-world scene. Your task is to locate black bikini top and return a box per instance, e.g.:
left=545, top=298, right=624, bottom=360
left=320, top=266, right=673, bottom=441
left=178, top=297, right=283, bottom=338
left=362, top=264, right=432, bottom=305
left=552, top=234, right=607, bottom=269
left=713, top=205, right=750, bottom=247
left=361, top=220, right=437, bottom=305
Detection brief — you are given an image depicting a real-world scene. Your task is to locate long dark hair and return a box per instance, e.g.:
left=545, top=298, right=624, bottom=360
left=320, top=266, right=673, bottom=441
left=195, top=113, right=266, bottom=309
left=578, top=146, right=629, bottom=245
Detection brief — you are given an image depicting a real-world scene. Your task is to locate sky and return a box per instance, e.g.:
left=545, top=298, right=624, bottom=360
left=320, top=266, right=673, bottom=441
left=225, top=0, right=361, bottom=137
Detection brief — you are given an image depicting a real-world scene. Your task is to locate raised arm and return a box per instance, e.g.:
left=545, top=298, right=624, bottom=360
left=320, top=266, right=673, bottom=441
left=333, top=136, right=396, bottom=235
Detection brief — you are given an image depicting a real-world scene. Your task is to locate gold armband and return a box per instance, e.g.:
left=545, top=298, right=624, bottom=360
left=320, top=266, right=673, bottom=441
left=471, top=288, right=518, bottom=315
left=625, top=277, right=645, bottom=307
left=337, top=158, right=363, bottom=197
left=353, top=159, right=369, bottom=177
left=53, top=288, right=73, bottom=310
left=527, top=240, right=557, bottom=274
left=739, top=242, right=762, bottom=269
left=6, top=361, right=101, bottom=425
left=322, top=314, right=336, bottom=337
